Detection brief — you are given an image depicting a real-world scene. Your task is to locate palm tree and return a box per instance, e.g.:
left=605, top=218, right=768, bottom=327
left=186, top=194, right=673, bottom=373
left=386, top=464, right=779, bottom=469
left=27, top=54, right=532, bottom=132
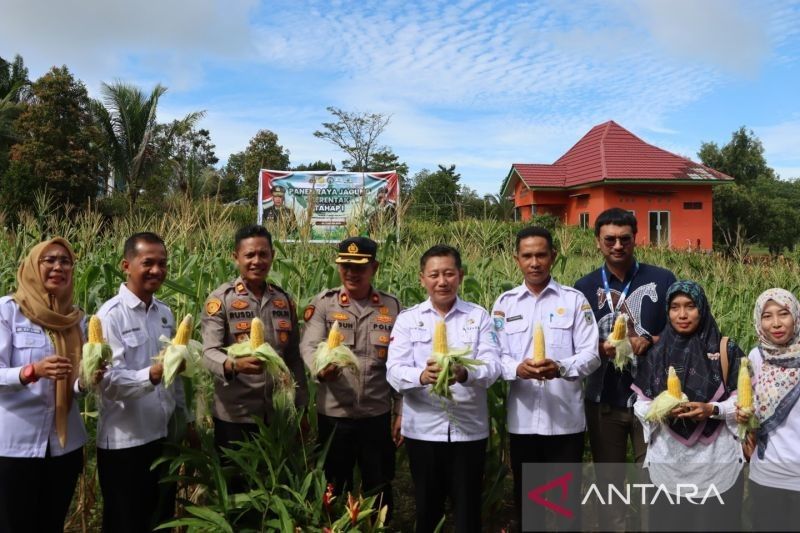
left=94, top=81, right=202, bottom=203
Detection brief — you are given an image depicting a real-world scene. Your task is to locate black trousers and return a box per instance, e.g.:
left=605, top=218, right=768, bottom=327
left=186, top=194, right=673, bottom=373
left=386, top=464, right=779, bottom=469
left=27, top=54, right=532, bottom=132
left=509, top=432, right=584, bottom=532
left=749, top=480, right=800, bottom=532
left=97, top=439, right=175, bottom=533
left=317, top=412, right=396, bottom=518
left=405, top=437, right=487, bottom=533
left=0, top=446, right=83, bottom=533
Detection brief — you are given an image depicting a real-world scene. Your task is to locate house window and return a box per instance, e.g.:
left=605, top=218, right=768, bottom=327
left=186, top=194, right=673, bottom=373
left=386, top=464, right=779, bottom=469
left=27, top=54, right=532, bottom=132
left=579, top=212, right=589, bottom=229
left=683, top=202, right=702, bottom=210
left=649, top=211, right=670, bottom=246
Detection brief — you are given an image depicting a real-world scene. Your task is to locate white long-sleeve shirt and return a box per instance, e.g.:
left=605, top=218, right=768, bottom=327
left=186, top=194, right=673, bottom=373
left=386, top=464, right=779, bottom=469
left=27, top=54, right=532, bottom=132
left=386, top=297, right=500, bottom=442
left=492, top=279, right=600, bottom=435
left=747, top=346, right=800, bottom=491
left=0, top=296, right=87, bottom=458
left=96, top=284, right=188, bottom=450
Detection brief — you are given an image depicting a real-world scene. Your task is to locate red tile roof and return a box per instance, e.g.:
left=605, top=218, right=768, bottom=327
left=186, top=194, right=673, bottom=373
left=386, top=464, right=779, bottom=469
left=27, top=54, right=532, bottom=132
left=508, top=121, right=734, bottom=190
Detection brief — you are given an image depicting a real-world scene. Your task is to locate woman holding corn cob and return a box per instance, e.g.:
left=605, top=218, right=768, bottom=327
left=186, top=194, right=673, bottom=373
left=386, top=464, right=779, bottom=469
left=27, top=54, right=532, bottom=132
left=743, top=288, right=800, bottom=531
left=632, top=280, right=745, bottom=531
left=0, top=238, right=103, bottom=532
left=95, top=233, right=193, bottom=533
left=386, top=245, right=501, bottom=533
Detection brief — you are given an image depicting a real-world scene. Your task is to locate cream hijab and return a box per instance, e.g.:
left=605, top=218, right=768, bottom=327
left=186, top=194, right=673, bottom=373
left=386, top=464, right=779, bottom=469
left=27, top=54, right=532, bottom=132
left=14, top=238, right=83, bottom=448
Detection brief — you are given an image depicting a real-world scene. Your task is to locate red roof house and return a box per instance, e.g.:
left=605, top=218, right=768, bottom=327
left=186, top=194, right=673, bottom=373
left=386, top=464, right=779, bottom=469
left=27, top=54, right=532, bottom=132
left=500, top=121, right=734, bottom=250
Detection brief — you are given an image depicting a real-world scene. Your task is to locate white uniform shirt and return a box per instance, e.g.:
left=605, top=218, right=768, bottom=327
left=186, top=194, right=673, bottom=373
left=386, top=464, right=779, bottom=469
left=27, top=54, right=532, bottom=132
left=96, top=284, right=187, bottom=450
left=747, top=346, right=800, bottom=491
left=0, top=296, right=87, bottom=458
left=492, top=279, right=600, bottom=435
left=386, top=297, right=501, bottom=442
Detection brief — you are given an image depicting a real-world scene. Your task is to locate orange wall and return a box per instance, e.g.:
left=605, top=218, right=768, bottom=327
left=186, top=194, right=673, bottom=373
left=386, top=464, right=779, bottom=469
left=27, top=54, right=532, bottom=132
left=565, top=184, right=714, bottom=250
left=515, top=181, right=715, bottom=250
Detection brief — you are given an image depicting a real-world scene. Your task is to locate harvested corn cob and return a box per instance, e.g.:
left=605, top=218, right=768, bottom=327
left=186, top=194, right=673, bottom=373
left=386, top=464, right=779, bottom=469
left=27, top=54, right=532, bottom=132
left=429, top=320, right=484, bottom=400
left=312, top=321, right=359, bottom=376
left=645, top=366, right=689, bottom=422
left=608, top=314, right=634, bottom=371
left=532, top=323, right=545, bottom=363
left=736, top=357, right=759, bottom=439
left=226, top=318, right=296, bottom=413
left=80, top=315, right=112, bottom=389
left=160, top=314, right=202, bottom=388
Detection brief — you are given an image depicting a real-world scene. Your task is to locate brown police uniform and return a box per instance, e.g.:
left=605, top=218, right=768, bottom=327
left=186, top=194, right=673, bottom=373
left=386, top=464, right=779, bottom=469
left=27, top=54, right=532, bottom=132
left=201, top=277, right=308, bottom=425
left=300, top=285, right=402, bottom=517
left=300, top=287, right=402, bottom=417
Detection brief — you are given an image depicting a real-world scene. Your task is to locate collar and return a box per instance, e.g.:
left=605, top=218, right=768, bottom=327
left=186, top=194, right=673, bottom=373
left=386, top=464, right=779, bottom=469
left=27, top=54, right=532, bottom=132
left=234, top=276, right=272, bottom=298
left=337, top=286, right=381, bottom=307
left=419, top=296, right=468, bottom=317
left=604, top=259, right=638, bottom=283
left=516, top=277, right=560, bottom=299
left=120, top=283, right=160, bottom=311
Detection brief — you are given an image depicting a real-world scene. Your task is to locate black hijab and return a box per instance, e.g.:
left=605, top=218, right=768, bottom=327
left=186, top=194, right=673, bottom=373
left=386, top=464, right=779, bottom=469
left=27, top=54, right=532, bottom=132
left=634, top=281, right=743, bottom=445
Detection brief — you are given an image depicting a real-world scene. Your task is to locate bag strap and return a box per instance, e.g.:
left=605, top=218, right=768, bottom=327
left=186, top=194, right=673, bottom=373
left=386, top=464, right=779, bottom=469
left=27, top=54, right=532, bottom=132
left=720, top=336, right=729, bottom=385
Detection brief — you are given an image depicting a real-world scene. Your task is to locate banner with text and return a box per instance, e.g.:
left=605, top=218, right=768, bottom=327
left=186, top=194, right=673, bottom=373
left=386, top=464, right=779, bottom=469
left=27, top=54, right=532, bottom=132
left=257, top=170, right=399, bottom=242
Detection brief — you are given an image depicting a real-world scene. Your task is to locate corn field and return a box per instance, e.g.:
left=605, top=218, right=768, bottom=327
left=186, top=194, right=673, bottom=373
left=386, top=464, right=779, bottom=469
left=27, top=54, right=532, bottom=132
left=3, top=194, right=798, bottom=531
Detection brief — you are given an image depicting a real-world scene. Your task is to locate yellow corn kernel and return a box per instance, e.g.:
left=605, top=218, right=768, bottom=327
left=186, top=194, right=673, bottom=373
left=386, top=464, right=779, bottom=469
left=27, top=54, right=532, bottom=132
left=532, top=323, right=545, bottom=362
left=667, top=366, right=682, bottom=399
left=327, top=320, right=344, bottom=349
left=610, top=315, right=626, bottom=341
left=173, top=314, right=193, bottom=346
left=433, top=320, right=448, bottom=354
left=737, top=358, right=753, bottom=409
left=250, top=317, right=265, bottom=349
left=88, top=315, right=103, bottom=344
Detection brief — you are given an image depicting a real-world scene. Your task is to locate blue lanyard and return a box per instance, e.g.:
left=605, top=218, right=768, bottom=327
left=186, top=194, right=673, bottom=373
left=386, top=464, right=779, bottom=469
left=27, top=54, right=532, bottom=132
left=601, top=261, right=639, bottom=319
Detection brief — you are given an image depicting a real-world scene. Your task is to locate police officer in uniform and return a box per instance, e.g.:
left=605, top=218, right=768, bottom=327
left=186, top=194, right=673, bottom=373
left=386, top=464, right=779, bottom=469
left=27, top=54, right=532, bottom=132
left=264, top=185, right=297, bottom=235
left=202, top=225, right=307, bottom=451
left=300, top=237, right=402, bottom=517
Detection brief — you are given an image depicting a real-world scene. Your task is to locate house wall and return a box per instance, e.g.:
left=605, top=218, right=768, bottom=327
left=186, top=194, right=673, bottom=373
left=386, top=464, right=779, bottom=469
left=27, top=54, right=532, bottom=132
left=565, top=184, right=713, bottom=250
left=513, top=180, right=714, bottom=250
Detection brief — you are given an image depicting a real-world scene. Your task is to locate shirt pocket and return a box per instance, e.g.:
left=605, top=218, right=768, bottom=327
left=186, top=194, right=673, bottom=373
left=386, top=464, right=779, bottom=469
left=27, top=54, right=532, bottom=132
left=12, top=332, right=48, bottom=365
left=504, top=319, right=530, bottom=355
left=369, top=330, right=391, bottom=362
left=122, top=330, right=148, bottom=348
left=409, top=327, right=431, bottom=364
left=547, top=317, right=574, bottom=350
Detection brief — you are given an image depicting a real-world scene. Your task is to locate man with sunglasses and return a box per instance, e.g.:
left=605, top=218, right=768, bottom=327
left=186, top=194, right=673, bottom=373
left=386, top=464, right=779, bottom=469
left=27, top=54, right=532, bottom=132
left=300, top=237, right=403, bottom=519
left=574, top=208, right=676, bottom=530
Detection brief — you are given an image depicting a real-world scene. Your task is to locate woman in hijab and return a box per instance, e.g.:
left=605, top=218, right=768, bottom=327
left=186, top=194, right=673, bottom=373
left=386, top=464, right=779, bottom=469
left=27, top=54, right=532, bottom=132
left=632, top=280, right=745, bottom=531
left=0, top=238, right=100, bottom=532
left=742, top=288, right=800, bottom=531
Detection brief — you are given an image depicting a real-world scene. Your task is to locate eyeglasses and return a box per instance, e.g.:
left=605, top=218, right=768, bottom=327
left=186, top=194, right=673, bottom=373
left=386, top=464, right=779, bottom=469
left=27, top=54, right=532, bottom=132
left=39, top=256, right=75, bottom=269
left=602, top=235, right=634, bottom=247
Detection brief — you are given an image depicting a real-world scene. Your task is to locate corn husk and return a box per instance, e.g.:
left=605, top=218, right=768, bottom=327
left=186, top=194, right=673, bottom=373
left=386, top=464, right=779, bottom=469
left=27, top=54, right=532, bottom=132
left=645, top=367, right=688, bottom=423
left=80, top=316, right=112, bottom=389
left=608, top=314, right=634, bottom=371
left=736, top=358, right=759, bottom=440
left=429, top=320, right=484, bottom=400
left=226, top=332, right=297, bottom=414
left=311, top=321, right=359, bottom=376
left=157, top=316, right=202, bottom=388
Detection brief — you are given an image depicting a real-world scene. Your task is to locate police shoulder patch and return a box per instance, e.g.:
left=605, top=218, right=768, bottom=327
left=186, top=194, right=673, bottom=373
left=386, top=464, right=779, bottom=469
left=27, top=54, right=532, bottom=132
left=205, top=298, right=222, bottom=316
left=304, top=305, right=315, bottom=322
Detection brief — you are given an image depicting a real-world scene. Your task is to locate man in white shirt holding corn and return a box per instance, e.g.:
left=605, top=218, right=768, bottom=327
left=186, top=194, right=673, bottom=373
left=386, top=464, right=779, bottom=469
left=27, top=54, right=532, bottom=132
left=96, top=232, right=192, bottom=533
left=492, top=226, right=600, bottom=531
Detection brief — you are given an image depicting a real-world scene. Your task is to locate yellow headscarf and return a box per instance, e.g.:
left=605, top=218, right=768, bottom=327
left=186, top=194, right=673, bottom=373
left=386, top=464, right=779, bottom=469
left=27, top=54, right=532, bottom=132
left=14, top=238, right=83, bottom=448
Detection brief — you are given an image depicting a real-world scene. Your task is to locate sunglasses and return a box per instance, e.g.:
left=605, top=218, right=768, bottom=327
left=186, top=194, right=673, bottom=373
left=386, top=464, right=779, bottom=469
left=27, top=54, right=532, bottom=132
left=602, top=235, right=633, bottom=247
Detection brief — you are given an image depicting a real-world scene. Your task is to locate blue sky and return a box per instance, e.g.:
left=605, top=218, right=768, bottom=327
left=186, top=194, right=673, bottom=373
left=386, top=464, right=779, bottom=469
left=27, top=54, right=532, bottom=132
left=2, top=0, right=799, bottom=195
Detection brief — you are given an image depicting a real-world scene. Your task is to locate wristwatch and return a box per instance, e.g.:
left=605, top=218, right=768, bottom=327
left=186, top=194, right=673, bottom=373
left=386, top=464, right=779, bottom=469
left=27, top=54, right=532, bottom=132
left=21, top=364, right=38, bottom=384
left=711, top=403, right=721, bottom=418
left=557, top=363, right=567, bottom=378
